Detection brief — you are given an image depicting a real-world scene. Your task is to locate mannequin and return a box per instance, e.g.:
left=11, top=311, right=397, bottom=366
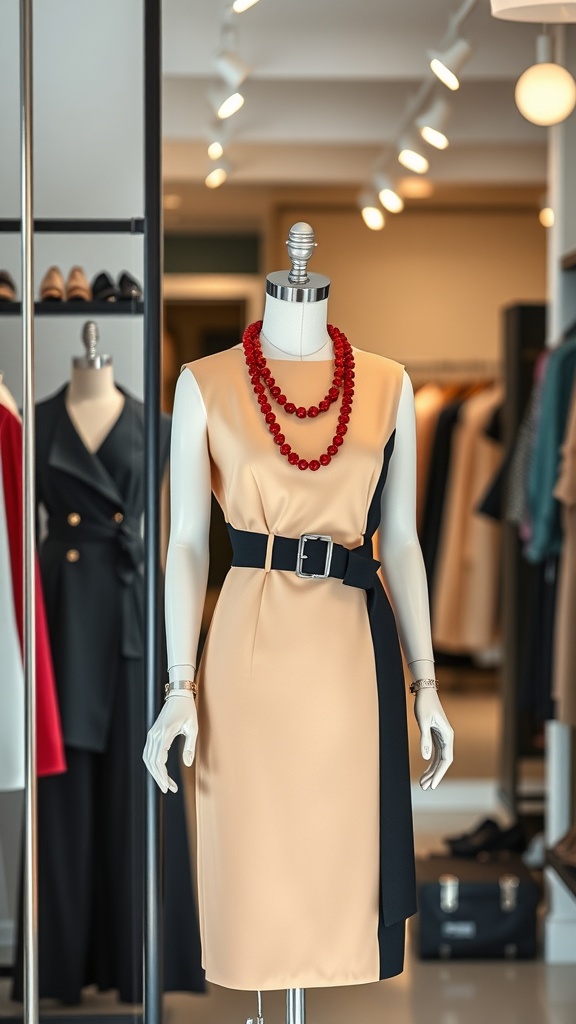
left=144, top=223, right=454, bottom=1022
left=14, top=319, right=203, bottom=1004
left=65, top=322, right=125, bottom=452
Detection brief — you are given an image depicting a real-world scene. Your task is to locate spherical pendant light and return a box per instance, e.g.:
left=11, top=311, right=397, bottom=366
left=515, top=34, right=576, bottom=125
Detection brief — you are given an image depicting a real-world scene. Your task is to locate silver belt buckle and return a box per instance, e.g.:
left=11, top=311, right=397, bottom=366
left=296, top=534, right=333, bottom=579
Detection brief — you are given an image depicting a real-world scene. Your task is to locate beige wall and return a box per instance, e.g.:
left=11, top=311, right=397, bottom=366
left=273, top=206, right=546, bottom=367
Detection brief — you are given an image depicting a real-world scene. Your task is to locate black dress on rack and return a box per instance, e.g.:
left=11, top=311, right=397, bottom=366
left=13, top=386, right=204, bottom=1004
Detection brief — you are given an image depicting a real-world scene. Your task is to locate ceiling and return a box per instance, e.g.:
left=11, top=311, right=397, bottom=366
left=161, top=0, right=552, bottom=227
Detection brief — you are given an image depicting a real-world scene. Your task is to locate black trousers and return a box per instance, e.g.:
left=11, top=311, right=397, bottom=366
left=13, top=661, right=204, bottom=1004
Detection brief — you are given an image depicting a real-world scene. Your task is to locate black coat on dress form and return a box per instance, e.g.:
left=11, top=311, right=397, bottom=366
left=35, top=386, right=161, bottom=752
left=13, top=385, right=204, bottom=1003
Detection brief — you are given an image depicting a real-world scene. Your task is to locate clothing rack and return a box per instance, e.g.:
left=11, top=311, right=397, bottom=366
left=499, top=303, right=546, bottom=817
left=406, top=358, right=502, bottom=381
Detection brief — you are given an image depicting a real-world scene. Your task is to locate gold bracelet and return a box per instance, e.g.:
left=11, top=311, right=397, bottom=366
left=164, top=679, right=198, bottom=700
left=409, top=677, right=438, bottom=695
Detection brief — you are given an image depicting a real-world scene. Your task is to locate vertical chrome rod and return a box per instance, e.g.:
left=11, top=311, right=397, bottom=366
left=286, top=989, right=306, bottom=1024
left=19, top=2, right=38, bottom=1024
left=143, top=3, right=163, bottom=1024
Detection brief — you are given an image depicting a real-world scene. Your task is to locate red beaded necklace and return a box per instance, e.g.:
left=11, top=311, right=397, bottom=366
left=242, top=320, right=355, bottom=471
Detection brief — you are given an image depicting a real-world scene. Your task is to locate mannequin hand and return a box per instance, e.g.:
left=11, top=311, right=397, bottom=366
left=143, top=695, right=198, bottom=794
left=414, top=689, right=454, bottom=791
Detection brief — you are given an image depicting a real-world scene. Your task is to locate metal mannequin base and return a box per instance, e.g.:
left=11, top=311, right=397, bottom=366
left=287, top=988, right=306, bottom=1024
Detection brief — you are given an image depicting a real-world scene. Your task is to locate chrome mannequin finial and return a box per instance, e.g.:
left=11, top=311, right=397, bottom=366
left=73, top=320, right=112, bottom=369
left=266, top=221, right=330, bottom=303
left=286, top=222, right=316, bottom=285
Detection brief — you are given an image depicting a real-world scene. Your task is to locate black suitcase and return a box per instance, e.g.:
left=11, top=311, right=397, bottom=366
left=414, top=855, right=539, bottom=960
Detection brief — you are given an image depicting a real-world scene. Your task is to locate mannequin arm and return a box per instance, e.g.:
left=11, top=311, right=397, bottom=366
left=378, top=371, right=454, bottom=789
left=143, top=368, right=211, bottom=793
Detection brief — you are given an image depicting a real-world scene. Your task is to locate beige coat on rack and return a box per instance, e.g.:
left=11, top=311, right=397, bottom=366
left=432, top=383, right=504, bottom=654
left=553, top=379, right=576, bottom=728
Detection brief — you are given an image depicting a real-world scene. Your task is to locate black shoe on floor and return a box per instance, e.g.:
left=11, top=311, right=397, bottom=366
left=446, top=818, right=526, bottom=858
left=445, top=818, right=501, bottom=855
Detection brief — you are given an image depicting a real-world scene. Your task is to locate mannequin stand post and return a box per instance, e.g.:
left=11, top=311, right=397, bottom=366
left=286, top=988, right=305, bottom=1024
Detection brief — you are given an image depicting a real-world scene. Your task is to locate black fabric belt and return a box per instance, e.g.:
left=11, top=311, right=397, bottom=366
left=47, top=516, right=143, bottom=578
left=227, top=524, right=381, bottom=591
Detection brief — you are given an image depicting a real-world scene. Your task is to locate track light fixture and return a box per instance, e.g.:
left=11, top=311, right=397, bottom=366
left=232, top=0, right=261, bottom=11
left=416, top=97, right=450, bottom=150
left=358, top=192, right=385, bottom=231
left=397, top=135, right=430, bottom=175
left=210, top=85, right=245, bottom=120
left=205, top=158, right=231, bottom=189
left=428, top=38, right=472, bottom=91
left=206, top=126, right=229, bottom=160
left=515, top=33, right=576, bottom=126
left=373, top=173, right=404, bottom=213
left=214, top=48, right=252, bottom=90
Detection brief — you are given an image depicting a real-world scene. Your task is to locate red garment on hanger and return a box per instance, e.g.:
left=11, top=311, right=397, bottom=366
left=0, top=405, right=65, bottom=776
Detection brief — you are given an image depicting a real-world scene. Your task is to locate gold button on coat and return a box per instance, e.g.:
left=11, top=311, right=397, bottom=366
left=113, top=512, right=124, bottom=523
left=66, top=549, right=80, bottom=563
left=67, top=512, right=81, bottom=526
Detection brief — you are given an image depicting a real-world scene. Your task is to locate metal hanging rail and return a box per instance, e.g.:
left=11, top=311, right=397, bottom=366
left=143, top=3, right=163, bottom=1024
left=0, top=218, right=145, bottom=233
left=19, top=2, right=38, bottom=1024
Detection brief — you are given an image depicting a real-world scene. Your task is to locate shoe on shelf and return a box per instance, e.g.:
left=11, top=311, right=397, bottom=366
left=91, top=271, right=118, bottom=302
left=65, top=266, right=90, bottom=301
left=0, top=271, right=16, bottom=302
left=118, top=271, right=142, bottom=301
left=40, top=266, right=65, bottom=301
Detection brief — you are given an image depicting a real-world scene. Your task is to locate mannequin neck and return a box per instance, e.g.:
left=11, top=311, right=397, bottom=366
left=260, top=294, right=331, bottom=361
left=68, top=363, right=117, bottom=404
left=66, top=364, right=124, bottom=453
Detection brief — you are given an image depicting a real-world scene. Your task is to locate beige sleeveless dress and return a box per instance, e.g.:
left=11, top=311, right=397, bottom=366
left=185, top=344, right=415, bottom=991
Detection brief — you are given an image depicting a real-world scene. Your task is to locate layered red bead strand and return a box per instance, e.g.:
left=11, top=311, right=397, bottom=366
left=242, top=320, right=355, bottom=471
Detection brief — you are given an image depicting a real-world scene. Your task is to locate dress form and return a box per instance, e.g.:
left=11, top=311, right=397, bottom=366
left=65, top=322, right=124, bottom=454
left=144, top=223, right=454, bottom=1016
left=260, top=223, right=333, bottom=1024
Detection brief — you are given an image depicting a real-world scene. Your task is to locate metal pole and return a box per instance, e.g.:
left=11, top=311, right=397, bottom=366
left=286, top=989, right=306, bottom=1024
left=19, top=2, right=38, bottom=1024
left=143, top=2, right=163, bottom=1024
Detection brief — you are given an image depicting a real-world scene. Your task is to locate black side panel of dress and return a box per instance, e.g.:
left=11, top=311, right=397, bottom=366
left=355, top=431, right=417, bottom=977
